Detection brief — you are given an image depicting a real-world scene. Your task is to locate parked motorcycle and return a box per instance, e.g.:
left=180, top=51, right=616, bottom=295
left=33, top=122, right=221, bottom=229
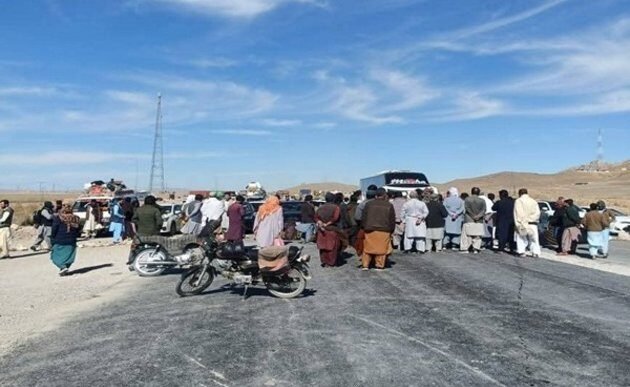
left=129, top=234, right=204, bottom=276
left=175, top=223, right=311, bottom=299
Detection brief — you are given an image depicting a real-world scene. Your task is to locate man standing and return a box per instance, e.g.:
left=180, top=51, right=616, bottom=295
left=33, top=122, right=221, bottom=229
left=84, top=199, right=103, bottom=238
left=513, top=188, right=541, bottom=257
left=297, top=195, right=316, bottom=243
left=425, top=193, right=448, bottom=252
left=549, top=197, right=566, bottom=251
left=582, top=203, right=607, bottom=259
left=461, top=187, right=486, bottom=254
left=0, top=200, right=14, bottom=259
left=31, top=201, right=54, bottom=251
left=401, top=190, right=429, bottom=253
left=558, top=199, right=581, bottom=256
left=354, top=185, right=378, bottom=257
left=492, top=190, right=516, bottom=253
left=109, top=198, right=125, bottom=244
left=361, top=188, right=396, bottom=271
left=132, top=196, right=163, bottom=237
left=391, top=191, right=406, bottom=251
left=479, top=192, right=495, bottom=249
left=443, top=187, right=465, bottom=250
left=315, top=193, right=341, bottom=268
left=201, top=192, right=225, bottom=227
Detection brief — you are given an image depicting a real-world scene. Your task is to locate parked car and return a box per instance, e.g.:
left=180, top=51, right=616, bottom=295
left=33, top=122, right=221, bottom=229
left=158, top=203, right=182, bottom=235
left=607, top=208, right=630, bottom=236
left=538, top=201, right=559, bottom=217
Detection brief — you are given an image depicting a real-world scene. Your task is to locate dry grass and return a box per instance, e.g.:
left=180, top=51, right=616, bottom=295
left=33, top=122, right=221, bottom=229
left=0, top=192, right=79, bottom=226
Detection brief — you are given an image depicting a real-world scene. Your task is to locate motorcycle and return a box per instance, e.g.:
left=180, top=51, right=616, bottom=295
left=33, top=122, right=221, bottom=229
left=129, top=234, right=204, bottom=277
left=175, top=223, right=311, bottom=299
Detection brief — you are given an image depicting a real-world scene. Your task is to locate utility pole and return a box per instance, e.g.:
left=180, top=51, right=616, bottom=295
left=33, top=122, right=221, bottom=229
left=149, top=93, right=165, bottom=193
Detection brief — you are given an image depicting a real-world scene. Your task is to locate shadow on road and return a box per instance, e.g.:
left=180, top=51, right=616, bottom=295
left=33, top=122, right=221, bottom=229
left=193, top=283, right=318, bottom=300
left=6, top=250, right=50, bottom=259
left=68, top=263, right=114, bottom=276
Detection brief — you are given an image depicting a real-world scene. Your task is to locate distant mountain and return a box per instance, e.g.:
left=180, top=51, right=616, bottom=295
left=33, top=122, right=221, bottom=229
left=436, top=160, right=630, bottom=211
left=280, top=182, right=359, bottom=194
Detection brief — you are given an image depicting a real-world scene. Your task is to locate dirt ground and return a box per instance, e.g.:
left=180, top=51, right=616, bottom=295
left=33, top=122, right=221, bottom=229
left=0, top=241, right=143, bottom=358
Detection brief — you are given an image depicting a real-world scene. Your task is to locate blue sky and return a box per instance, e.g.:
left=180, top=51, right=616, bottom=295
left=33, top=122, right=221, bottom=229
left=1, top=0, right=629, bottom=191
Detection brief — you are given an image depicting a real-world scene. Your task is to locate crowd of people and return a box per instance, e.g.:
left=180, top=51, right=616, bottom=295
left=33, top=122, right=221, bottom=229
left=0, top=185, right=618, bottom=275
left=289, top=186, right=617, bottom=270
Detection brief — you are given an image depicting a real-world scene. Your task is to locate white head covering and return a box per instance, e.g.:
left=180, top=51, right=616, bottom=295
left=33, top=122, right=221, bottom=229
left=448, top=187, right=459, bottom=197
left=185, top=194, right=195, bottom=204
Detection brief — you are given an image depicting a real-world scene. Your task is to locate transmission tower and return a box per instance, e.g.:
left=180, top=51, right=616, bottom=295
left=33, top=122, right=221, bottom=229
left=149, top=93, right=165, bottom=193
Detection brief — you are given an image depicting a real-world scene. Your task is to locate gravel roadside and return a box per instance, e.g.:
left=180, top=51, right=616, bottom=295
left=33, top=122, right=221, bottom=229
left=0, top=241, right=144, bottom=358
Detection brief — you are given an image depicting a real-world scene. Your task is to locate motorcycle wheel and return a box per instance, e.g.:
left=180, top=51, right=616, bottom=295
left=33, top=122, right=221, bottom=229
left=265, top=268, right=306, bottom=299
left=133, top=248, right=167, bottom=277
left=176, top=266, right=214, bottom=297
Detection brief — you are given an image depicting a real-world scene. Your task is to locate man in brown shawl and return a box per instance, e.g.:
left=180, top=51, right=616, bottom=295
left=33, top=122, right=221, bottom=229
left=315, top=192, right=341, bottom=267
left=361, top=188, right=396, bottom=271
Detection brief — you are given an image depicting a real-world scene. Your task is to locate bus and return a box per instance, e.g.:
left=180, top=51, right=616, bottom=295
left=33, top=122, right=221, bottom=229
left=359, top=170, right=436, bottom=198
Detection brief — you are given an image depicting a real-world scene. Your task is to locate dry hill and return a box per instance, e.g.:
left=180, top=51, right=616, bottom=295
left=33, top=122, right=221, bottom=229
left=436, top=160, right=630, bottom=212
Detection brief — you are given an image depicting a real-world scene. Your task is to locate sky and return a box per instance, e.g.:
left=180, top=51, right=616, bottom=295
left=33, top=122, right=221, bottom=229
left=1, top=0, right=629, bottom=192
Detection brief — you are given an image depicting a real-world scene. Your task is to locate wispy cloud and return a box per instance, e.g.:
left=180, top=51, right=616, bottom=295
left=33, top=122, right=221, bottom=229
left=261, top=118, right=302, bottom=127
left=314, top=68, right=437, bottom=124
left=210, top=129, right=273, bottom=136
left=178, top=57, right=238, bottom=69
left=0, top=150, right=224, bottom=166
left=147, top=0, right=325, bottom=19
left=446, top=0, right=567, bottom=40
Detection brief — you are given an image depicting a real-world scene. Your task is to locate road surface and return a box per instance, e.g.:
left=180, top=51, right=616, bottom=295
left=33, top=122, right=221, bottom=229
left=1, top=245, right=629, bottom=386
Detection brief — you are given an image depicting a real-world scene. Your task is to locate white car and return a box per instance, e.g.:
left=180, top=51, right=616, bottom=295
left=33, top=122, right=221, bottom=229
left=607, top=209, right=630, bottom=236
left=159, top=203, right=183, bottom=235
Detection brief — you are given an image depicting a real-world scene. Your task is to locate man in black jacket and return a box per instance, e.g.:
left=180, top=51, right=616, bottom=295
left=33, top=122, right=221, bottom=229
left=361, top=188, right=396, bottom=271
left=559, top=199, right=581, bottom=255
left=549, top=197, right=566, bottom=252
left=492, top=190, right=516, bottom=253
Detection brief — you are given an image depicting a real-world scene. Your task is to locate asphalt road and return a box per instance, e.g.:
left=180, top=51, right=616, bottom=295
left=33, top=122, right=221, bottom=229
left=1, top=245, right=629, bottom=387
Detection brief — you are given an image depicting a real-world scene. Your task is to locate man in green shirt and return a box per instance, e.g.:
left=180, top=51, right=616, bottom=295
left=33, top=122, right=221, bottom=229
left=132, top=195, right=163, bottom=237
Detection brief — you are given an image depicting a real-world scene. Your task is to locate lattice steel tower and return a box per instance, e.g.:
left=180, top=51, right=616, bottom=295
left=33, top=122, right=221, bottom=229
left=149, top=93, right=165, bottom=192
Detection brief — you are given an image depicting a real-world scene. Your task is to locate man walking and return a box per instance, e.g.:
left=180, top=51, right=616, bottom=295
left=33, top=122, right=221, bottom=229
left=598, top=200, right=615, bottom=258
left=0, top=199, right=14, bottom=259
left=361, top=188, right=396, bottom=271
left=461, top=188, right=486, bottom=254
left=31, top=201, right=55, bottom=251
left=582, top=203, right=608, bottom=259
left=492, top=190, right=516, bottom=253
left=513, top=188, right=541, bottom=257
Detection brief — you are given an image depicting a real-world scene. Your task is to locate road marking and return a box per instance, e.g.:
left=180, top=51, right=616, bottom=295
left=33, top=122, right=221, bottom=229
left=351, top=315, right=506, bottom=387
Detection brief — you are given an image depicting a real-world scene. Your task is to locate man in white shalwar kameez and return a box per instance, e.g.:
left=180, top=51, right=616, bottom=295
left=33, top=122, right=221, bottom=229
left=513, top=188, right=541, bottom=257
left=401, top=191, right=429, bottom=253
left=201, top=193, right=225, bottom=227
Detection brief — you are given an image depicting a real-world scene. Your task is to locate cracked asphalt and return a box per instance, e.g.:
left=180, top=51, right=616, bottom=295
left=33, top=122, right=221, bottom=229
left=1, top=244, right=629, bottom=387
